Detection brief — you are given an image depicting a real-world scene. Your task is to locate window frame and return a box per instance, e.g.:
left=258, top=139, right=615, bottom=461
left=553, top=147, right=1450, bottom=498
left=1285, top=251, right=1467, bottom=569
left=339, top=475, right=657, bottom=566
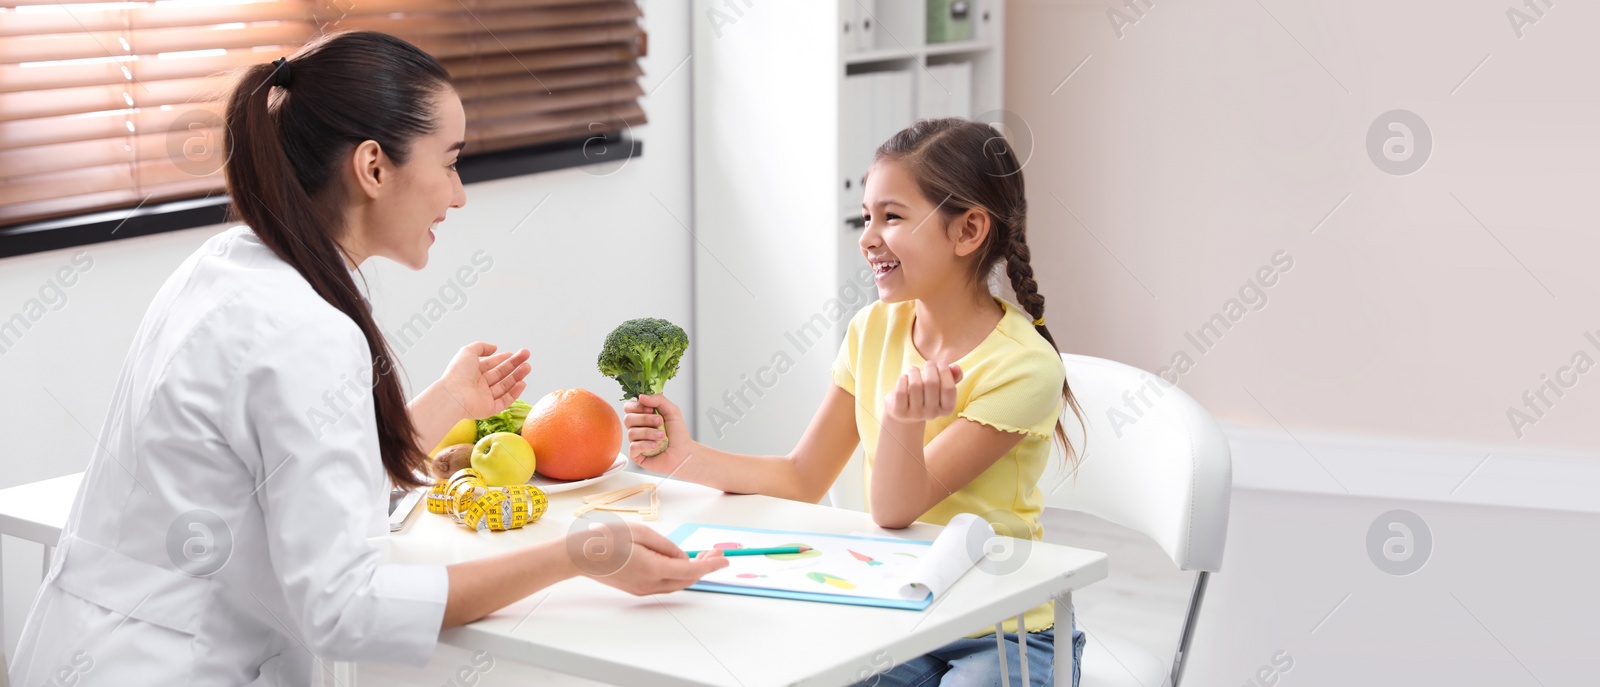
left=0, top=133, right=640, bottom=259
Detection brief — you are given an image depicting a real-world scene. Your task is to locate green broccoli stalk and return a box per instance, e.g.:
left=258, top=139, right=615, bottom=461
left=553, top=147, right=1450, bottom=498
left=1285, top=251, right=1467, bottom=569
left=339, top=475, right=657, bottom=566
left=598, top=317, right=689, bottom=457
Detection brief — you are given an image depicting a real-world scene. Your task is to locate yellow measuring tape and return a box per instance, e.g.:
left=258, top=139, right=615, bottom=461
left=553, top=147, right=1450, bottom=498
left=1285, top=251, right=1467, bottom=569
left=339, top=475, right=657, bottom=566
left=426, top=468, right=549, bottom=531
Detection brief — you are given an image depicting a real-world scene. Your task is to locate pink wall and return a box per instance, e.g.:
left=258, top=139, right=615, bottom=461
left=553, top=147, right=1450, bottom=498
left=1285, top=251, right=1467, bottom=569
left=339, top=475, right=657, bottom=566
left=1005, top=0, right=1598, bottom=454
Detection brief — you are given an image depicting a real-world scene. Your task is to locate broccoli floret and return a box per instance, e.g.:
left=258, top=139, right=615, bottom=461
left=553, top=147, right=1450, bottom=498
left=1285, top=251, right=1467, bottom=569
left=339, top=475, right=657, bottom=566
left=598, top=317, right=688, bottom=399
left=598, top=318, right=689, bottom=458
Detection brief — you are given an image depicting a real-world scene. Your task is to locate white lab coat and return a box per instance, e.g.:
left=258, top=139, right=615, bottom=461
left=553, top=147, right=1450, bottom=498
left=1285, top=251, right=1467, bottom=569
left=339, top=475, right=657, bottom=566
left=9, top=226, right=449, bottom=686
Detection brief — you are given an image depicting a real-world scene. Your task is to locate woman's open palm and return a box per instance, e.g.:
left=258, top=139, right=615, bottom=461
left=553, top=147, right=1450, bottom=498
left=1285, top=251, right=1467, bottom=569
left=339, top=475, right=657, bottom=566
left=438, top=342, right=531, bottom=419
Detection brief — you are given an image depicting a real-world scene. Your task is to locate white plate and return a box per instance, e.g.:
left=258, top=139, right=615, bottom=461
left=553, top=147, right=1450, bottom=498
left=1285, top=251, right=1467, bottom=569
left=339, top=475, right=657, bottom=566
left=529, top=453, right=628, bottom=493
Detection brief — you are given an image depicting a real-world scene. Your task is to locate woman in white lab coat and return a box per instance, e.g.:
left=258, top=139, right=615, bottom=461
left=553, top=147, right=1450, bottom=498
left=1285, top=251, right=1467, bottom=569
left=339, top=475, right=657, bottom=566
left=9, top=31, right=726, bottom=686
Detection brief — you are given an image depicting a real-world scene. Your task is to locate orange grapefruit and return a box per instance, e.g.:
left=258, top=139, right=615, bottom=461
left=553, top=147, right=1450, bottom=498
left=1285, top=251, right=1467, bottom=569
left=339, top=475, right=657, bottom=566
left=520, top=388, right=623, bottom=481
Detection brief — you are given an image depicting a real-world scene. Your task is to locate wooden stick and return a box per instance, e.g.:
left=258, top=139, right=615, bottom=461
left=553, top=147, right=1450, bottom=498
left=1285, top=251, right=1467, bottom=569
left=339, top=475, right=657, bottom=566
left=582, top=483, right=650, bottom=504
left=574, top=483, right=658, bottom=518
left=644, top=487, right=660, bottom=521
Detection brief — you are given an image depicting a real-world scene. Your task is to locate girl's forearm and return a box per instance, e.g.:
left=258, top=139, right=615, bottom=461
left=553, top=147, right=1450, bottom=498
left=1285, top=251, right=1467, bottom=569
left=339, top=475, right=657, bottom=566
left=869, top=418, right=943, bottom=528
left=657, top=440, right=820, bottom=502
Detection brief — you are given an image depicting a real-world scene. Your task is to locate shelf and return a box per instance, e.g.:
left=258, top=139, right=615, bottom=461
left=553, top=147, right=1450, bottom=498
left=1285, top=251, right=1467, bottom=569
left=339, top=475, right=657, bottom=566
left=693, top=0, right=1004, bottom=452
left=844, top=40, right=992, bottom=68
left=923, top=40, right=992, bottom=58
left=843, top=40, right=993, bottom=67
left=843, top=47, right=919, bottom=66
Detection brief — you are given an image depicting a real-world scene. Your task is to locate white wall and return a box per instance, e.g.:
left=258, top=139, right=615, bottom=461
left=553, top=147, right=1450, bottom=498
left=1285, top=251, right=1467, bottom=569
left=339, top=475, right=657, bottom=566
left=1194, top=479, right=1600, bottom=685
left=689, top=0, right=842, bottom=458
left=0, top=0, right=694, bottom=653
left=1199, top=421, right=1600, bottom=684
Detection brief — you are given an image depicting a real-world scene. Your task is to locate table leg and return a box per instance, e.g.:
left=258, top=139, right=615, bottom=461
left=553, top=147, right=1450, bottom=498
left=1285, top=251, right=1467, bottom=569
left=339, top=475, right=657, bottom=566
left=994, top=624, right=1011, bottom=687
left=336, top=661, right=357, bottom=686
left=315, top=661, right=357, bottom=687
left=40, top=546, right=50, bottom=580
left=1017, top=613, right=1029, bottom=686
left=1054, top=591, right=1073, bottom=687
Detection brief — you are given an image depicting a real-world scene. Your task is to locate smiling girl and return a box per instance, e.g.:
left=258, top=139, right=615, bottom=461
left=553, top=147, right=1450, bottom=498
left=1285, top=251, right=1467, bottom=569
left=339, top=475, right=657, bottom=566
left=625, top=118, right=1086, bottom=686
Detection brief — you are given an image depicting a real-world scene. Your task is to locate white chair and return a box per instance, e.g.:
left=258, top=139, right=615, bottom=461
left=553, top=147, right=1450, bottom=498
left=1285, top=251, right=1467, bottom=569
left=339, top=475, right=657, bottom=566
left=1044, top=353, right=1233, bottom=687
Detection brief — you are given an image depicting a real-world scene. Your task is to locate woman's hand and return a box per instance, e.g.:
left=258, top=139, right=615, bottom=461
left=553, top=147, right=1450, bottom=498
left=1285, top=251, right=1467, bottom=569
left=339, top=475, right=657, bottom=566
left=435, top=342, right=531, bottom=420
left=623, top=394, right=695, bottom=475
left=882, top=361, right=964, bottom=424
left=570, top=521, right=728, bottom=595
left=442, top=521, right=725, bottom=627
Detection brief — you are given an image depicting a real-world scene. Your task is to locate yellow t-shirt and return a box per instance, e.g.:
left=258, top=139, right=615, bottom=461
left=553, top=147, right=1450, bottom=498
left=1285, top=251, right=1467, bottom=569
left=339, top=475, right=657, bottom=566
left=831, top=296, right=1066, bottom=636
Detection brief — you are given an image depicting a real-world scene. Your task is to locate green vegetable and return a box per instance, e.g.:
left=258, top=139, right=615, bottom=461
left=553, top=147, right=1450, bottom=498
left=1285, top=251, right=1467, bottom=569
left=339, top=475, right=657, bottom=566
left=476, top=399, right=532, bottom=440
left=598, top=318, right=689, bottom=457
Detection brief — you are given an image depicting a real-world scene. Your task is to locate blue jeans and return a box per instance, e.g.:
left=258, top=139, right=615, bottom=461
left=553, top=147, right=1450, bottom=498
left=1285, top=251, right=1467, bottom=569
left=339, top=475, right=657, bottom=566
left=852, top=619, right=1085, bottom=687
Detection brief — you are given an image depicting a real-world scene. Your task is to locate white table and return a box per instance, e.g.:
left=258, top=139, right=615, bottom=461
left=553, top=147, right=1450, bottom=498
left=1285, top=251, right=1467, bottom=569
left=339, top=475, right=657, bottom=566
left=0, top=475, right=81, bottom=619
left=0, top=472, right=82, bottom=681
left=382, top=471, right=1106, bottom=686
left=0, top=472, right=1108, bottom=686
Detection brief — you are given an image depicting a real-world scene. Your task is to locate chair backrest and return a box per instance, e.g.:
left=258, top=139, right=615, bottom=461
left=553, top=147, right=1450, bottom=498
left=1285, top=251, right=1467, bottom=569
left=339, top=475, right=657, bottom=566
left=1042, top=353, right=1232, bottom=573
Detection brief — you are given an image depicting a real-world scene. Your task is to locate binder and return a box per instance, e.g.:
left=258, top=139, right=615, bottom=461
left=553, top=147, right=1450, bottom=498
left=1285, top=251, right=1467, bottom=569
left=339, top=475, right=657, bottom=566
left=874, top=70, right=913, bottom=151
left=840, top=73, right=875, bottom=215
left=840, top=69, right=912, bottom=216
left=916, top=61, right=973, bottom=120
left=855, top=0, right=877, bottom=53
left=840, top=70, right=910, bottom=214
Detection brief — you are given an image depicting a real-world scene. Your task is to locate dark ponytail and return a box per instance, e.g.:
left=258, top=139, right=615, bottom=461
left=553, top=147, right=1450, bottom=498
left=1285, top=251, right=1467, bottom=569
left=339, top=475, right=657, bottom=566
left=222, top=31, right=451, bottom=489
left=875, top=118, right=1086, bottom=474
left=999, top=213, right=1086, bottom=476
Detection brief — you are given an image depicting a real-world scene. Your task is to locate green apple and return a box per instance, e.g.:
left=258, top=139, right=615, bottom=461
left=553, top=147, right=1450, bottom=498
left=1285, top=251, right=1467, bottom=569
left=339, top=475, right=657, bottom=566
left=470, top=432, right=536, bottom=486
